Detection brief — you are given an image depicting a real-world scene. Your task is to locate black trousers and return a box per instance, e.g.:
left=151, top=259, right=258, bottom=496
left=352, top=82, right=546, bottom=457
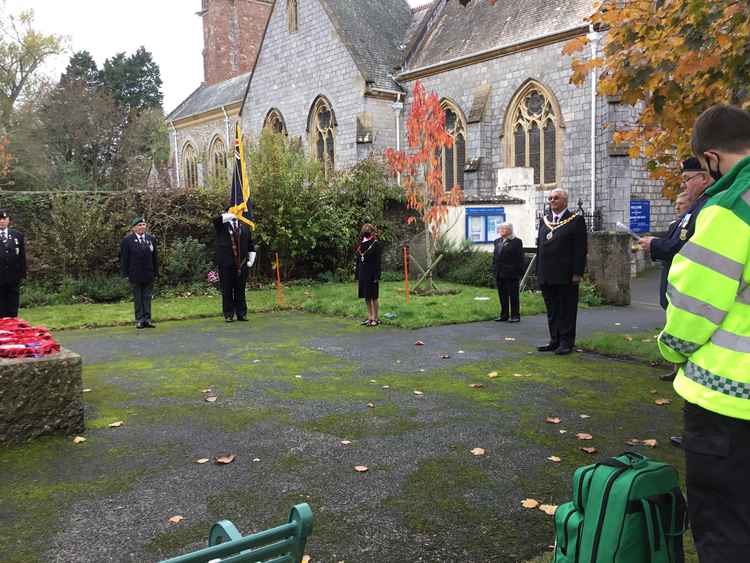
left=683, top=401, right=750, bottom=563
left=219, top=264, right=248, bottom=319
left=0, top=282, right=20, bottom=318
left=540, top=283, right=579, bottom=347
left=130, top=282, right=153, bottom=323
left=496, top=277, right=520, bottom=319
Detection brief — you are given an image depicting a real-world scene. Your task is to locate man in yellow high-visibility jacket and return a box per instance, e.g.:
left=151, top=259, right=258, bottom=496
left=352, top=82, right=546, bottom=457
left=659, top=105, right=750, bottom=563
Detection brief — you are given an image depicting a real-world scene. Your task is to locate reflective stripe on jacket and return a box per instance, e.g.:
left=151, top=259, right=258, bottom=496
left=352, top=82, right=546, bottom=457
left=659, top=156, right=750, bottom=420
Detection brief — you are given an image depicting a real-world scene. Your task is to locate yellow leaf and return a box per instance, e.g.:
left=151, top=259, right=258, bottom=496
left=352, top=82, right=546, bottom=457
left=195, top=458, right=210, bottom=464
left=547, top=456, right=562, bottom=463
left=73, top=436, right=87, bottom=444
left=168, top=515, right=185, bottom=524
left=108, top=421, right=124, bottom=428
left=521, top=498, right=540, bottom=509
left=539, top=504, right=558, bottom=516
left=470, top=447, right=486, bottom=456
left=215, top=454, right=236, bottom=465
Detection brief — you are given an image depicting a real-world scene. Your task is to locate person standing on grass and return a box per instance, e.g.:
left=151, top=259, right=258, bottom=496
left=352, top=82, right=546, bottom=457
left=0, top=209, right=26, bottom=318
left=213, top=209, right=256, bottom=323
left=535, top=188, right=587, bottom=355
left=355, top=223, right=382, bottom=326
left=491, top=222, right=523, bottom=323
left=120, top=217, right=158, bottom=329
left=658, top=104, right=750, bottom=563
left=638, top=157, right=713, bottom=382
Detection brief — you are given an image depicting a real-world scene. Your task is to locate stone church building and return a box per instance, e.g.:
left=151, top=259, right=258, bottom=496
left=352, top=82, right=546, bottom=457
left=167, top=0, right=672, bottom=247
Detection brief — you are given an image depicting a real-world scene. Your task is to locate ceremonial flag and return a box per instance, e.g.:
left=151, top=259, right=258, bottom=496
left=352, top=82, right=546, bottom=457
left=229, top=123, right=256, bottom=229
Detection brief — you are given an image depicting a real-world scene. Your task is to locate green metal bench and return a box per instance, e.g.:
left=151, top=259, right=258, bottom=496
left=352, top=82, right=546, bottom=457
left=159, top=503, right=313, bottom=563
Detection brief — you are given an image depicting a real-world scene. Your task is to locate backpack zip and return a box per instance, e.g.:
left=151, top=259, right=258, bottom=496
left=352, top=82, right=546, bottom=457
left=562, top=508, right=576, bottom=554
left=589, top=467, right=628, bottom=562
left=577, top=466, right=595, bottom=510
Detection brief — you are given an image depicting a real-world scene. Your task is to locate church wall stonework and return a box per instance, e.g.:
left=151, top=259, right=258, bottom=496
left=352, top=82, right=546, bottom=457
left=241, top=0, right=368, bottom=169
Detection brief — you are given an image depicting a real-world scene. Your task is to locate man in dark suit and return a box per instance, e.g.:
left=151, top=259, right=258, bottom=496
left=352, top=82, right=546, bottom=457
left=0, top=209, right=26, bottom=318
left=492, top=222, right=524, bottom=322
left=536, top=189, right=588, bottom=355
left=213, top=210, right=256, bottom=322
left=120, top=217, right=158, bottom=329
left=638, top=157, right=712, bottom=382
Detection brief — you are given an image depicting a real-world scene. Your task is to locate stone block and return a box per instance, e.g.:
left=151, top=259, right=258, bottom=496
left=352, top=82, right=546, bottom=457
left=0, top=348, right=84, bottom=446
left=587, top=232, right=631, bottom=306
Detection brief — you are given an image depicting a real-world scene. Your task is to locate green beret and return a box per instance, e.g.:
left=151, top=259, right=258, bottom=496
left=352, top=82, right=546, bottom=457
left=131, top=216, right=145, bottom=227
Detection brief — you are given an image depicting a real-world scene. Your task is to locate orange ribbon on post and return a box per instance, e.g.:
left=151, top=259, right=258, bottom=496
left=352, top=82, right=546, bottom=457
left=274, top=252, right=285, bottom=305
left=403, top=243, right=410, bottom=304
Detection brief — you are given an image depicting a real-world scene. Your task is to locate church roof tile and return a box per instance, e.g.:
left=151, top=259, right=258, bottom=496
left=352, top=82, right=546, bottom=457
left=166, top=72, right=250, bottom=122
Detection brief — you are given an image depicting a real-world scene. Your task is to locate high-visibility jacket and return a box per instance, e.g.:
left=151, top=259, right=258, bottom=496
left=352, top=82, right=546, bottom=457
left=659, top=156, right=750, bottom=420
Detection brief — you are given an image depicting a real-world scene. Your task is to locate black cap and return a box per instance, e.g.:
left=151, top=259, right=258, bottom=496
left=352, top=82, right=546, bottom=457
left=680, top=157, right=705, bottom=172
left=0, top=209, right=8, bottom=219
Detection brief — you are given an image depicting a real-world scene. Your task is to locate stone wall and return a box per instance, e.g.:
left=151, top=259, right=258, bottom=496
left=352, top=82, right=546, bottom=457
left=0, top=349, right=84, bottom=446
left=242, top=0, right=369, bottom=170
left=586, top=232, right=631, bottom=306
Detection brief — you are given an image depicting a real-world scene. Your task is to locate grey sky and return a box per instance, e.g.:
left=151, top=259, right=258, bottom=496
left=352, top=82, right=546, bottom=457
left=17, top=0, right=426, bottom=115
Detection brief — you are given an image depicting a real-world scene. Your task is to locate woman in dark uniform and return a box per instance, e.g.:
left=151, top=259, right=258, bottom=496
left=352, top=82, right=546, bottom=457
left=355, top=223, right=382, bottom=326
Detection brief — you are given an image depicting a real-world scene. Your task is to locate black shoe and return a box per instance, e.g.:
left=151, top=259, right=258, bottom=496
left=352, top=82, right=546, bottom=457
left=670, top=436, right=683, bottom=448
left=144, top=321, right=156, bottom=328
left=659, top=367, right=677, bottom=382
left=537, top=343, right=559, bottom=352
left=360, top=319, right=371, bottom=326
left=136, top=322, right=145, bottom=329
left=509, top=317, right=520, bottom=323
left=495, top=317, right=509, bottom=322
left=236, top=316, right=248, bottom=322
left=225, top=317, right=234, bottom=323
left=554, top=346, right=573, bottom=355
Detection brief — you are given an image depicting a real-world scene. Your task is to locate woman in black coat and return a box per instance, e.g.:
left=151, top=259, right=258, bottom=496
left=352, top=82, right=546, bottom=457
left=355, top=223, right=382, bottom=326
left=491, top=222, right=524, bottom=322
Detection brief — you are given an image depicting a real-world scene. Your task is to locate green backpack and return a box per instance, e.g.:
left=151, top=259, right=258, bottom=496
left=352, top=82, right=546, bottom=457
left=553, top=452, right=687, bottom=563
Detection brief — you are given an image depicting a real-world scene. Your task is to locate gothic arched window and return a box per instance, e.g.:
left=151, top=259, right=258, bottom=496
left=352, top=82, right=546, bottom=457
left=264, top=108, right=288, bottom=135
left=309, top=96, right=336, bottom=175
left=182, top=143, right=199, bottom=189
left=505, top=82, right=561, bottom=187
left=287, top=0, right=298, bottom=33
left=209, top=136, right=227, bottom=184
left=440, top=100, right=467, bottom=190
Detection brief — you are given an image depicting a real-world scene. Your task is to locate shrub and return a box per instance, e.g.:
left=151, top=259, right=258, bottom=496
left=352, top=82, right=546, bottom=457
left=434, top=239, right=495, bottom=288
left=163, top=236, right=211, bottom=285
left=58, top=275, right=131, bottom=303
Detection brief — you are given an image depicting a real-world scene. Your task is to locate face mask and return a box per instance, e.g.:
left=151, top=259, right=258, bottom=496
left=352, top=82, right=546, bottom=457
left=706, top=153, right=723, bottom=181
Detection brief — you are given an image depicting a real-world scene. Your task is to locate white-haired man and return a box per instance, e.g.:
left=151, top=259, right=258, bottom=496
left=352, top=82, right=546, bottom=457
left=491, top=222, right=524, bottom=322
left=536, top=189, right=588, bottom=355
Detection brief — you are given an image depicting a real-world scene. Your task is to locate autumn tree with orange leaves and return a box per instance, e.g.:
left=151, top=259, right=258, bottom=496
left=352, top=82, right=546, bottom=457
left=385, top=81, right=463, bottom=292
left=564, top=0, right=750, bottom=196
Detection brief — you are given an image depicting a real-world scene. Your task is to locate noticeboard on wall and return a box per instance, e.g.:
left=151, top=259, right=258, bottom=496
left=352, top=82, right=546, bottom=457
left=629, top=199, right=651, bottom=234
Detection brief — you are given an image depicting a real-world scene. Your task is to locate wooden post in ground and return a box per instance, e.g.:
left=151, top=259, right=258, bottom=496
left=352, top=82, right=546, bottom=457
left=403, top=244, right=410, bottom=304
left=274, top=252, right=285, bottom=305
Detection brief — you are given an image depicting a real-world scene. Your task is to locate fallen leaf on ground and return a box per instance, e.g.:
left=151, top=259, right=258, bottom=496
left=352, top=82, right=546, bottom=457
left=470, top=447, right=486, bottom=456
left=195, top=458, right=210, bottom=464
left=624, top=335, right=633, bottom=342
left=369, top=379, right=377, bottom=383
left=545, top=417, right=561, bottom=424
left=615, top=322, right=622, bottom=326
left=457, top=350, right=465, bottom=354
left=252, top=458, right=261, bottom=462
left=559, top=429, right=567, bottom=434
left=340, top=440, right=352, bottom=445
left=73, top=436, right=87, bottom=444
left=108, top=421, right=124, bottom=428
left=295, top=375, right=303, bottom=379
left=382, top=385, right=390, bottom=389
left=521, top=498, right=540, bottom=509
left=642, top=339, right=652, bottom=343
left=469, top=383, right=484, bottom=389
left=539, top=504, right=558, bottom=516
left=82, top=388, right=92, bottom=393
left=205, top=396, right=218, bottom=403
left=215, top=454, right=236, bottom=465
left=367, top=403, right=375, bottom=408
left=414, top=340, right=424, bottom=346
left=579, top=414, right=591, bottom=419
left=418, top=369, right=425, bottom=373
left=413, top=390, right=424, bottom=396
left=354, top=465, right=368, bottom=473
left=513, top=373, right=524, bottom=377
left=650, top=389, right=658, bottom=394
left=625, top=438, right=641, bottom=446
left=505, top=337, right=516, bottom=342
left=576, top=433, right=593, bottom=440
left=580, top=447, right=598, bottom=454
left=487, top=371, right=499, bottom=379
left=168, top=515, right=184, bottom=524
left=642, top=439, right=658, bottom=448
left=547, top=456, right=561, bottom=463
left=201, top=389, right=211, bottom=393
left=654, top=398, right=672, bottom=406
left=441, top=354, right=451, bottom=359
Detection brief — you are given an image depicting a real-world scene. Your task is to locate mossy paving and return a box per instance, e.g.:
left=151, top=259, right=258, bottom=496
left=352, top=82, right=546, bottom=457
left=1, top=313, right=688, bottom=562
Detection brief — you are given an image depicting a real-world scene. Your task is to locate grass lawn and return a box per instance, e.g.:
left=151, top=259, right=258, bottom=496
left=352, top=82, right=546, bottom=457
left=22, top=280, right=547, bottom=331
left=578, top=330, right=666, bottom=366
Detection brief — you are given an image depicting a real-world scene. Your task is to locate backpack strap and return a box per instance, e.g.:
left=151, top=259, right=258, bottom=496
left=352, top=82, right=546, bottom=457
left=641, top=498, right=667, bottom=561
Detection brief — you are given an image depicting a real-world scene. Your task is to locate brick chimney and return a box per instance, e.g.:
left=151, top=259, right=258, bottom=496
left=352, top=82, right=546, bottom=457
left=200, top=0, right=272, bottom=86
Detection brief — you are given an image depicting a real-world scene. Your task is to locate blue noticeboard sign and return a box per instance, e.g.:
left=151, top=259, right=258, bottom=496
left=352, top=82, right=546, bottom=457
left=630, top=199, right=651, bottom=233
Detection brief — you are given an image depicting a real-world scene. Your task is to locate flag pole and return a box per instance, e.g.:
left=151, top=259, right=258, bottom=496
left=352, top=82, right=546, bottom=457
left=274, top=252, right=285, bottom=306
left=403, top=243, right=410, bottom=304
